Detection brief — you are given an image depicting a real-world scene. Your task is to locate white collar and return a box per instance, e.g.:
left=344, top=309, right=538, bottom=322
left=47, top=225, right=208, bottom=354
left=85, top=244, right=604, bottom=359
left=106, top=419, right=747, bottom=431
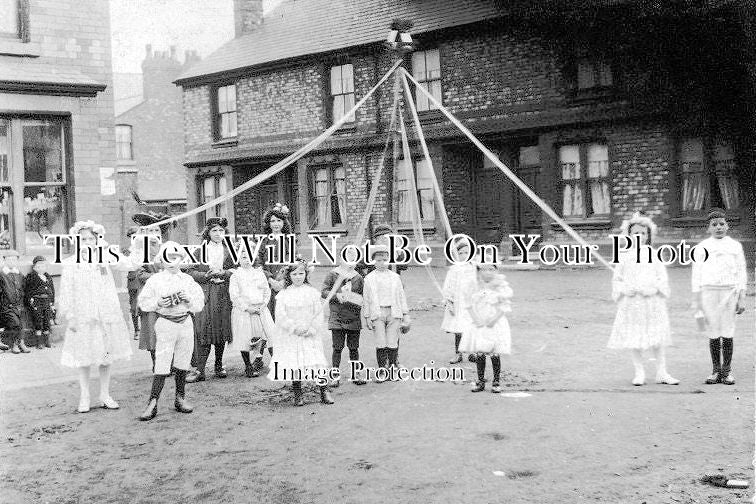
left=2, top=266, right=19, bottom=275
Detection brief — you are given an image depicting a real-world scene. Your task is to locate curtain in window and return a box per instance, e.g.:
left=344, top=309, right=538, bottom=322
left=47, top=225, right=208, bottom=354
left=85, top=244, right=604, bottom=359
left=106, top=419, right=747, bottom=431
left=314, top=168, right=329, bottom=228
left=396, top=159, right=411, bottom=223
left=681, top=167, right=706, bottom=212
left=559, top=146, right=583, bottom=216
left=587, top=144, right=610, bottom=215
left=416, top=160, right=435, bottom=221
left=713, top=144, right=739, bottom=210
left=333, top=166, right=346, bottom=225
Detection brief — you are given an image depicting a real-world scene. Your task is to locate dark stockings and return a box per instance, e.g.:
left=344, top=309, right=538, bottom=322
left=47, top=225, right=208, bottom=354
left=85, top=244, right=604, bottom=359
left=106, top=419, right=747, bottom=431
left=150, top=375, right=167, bottom=400
left=241, top=351, right=251, bottom=367
left=722, top=338, right=733, bottom=376
left=174, top=369, right=187, bottom=397
left=454, top=333, right=462, bottom=353
left=709, top=338, right=722, bottom=374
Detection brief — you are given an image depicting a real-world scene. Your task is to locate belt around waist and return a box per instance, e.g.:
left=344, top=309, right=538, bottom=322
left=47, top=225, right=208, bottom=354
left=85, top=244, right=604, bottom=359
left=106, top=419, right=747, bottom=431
left=157, top=313, right=191, bottom=324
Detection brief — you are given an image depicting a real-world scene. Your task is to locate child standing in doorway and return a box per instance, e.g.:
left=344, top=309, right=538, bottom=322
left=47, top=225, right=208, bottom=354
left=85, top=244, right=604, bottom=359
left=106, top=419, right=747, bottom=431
left=607, top=212, right=678, bottom=386
left=692, top=208, right=747, bottom=385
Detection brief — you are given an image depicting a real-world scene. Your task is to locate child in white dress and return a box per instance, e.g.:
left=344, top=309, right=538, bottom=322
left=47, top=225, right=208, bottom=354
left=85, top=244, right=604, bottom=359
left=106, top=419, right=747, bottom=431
left=459, top=262, right=513, bottom=393
left=230, top=248, right=274, bottom=378
left=441, top=239, right=477, bottom=364
left=58, top=220, right=142, bottom=413
left=267, top=259, right=334, bottom=407
left=607, top=212, right=678, bottom=386
left=692, top=208, right=748, bottom=385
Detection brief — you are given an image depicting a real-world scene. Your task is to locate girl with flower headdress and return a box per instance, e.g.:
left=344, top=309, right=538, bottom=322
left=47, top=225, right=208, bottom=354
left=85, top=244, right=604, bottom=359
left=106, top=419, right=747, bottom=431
left=254, top=202, right=296, bottom=367
left=267, top=257, right=334, bottom=406
left=58, top=220, right=142, bottom=413
left=607, top=212, right=678, bottom=386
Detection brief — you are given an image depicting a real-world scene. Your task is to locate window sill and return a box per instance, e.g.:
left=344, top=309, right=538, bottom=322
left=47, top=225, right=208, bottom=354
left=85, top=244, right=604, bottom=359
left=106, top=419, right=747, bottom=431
left=671, top=215, right=741, bottom=228
left=417, top=109, right=444, bottom=124
left=0, top=39, right=40, bottom=57
left=306, top=228, right=349, bottom=236
left=212, top=138, right=238, bottom=149
left=550, top=218, right=612, bottom=230
left=332, top=123, right=357, bottom=134
left=396, top=224, right=437, bottom=234
left=569, top=87, right=617, bottom=103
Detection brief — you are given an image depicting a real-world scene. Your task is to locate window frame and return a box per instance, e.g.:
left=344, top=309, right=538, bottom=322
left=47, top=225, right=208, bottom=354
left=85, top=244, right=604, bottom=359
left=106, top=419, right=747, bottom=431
left=115, top=124, right=133, bottom=161
left=328, top=63, right=356, bottom=125
left=677, top=137, right=740, bottom=218
left=308, top=163, right=347, bottom=230
left=411, top=48, right=443, bottom=113
left=212, top=83, right=238, bottom=142
left=394, top=157, right=436, bottom=226
left=0, top=116, right=73, bottom=255
left=197, top=173, right=228, bottom=229
left=557, top=142, right=612, bottom=220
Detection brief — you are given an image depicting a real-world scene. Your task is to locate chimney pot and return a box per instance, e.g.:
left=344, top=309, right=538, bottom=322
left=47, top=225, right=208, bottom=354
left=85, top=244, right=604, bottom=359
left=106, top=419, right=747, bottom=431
left=233, top=0, right=263, bottom=38
left=145, top=44, right=152, bottom=57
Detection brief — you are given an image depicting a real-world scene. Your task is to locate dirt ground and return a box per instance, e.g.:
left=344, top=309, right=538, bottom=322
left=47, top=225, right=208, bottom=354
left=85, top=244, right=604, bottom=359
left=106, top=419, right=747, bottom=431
left=1, top=268, right=753, bottom=504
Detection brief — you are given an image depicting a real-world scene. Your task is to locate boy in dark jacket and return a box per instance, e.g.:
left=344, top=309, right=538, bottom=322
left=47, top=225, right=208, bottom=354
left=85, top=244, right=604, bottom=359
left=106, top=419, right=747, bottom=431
left=1, top=249, right=30, bottom=353
left=25, top=255, right=55, bottom=349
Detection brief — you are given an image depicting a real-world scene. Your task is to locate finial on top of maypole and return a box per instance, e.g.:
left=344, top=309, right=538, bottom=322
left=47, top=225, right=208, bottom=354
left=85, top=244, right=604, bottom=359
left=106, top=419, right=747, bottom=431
left=385, top=19, right=415, bottom=53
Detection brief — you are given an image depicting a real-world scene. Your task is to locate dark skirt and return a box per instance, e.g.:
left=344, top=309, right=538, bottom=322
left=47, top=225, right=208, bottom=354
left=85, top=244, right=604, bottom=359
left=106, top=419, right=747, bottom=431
left=193, top=280, right=233, bottom=346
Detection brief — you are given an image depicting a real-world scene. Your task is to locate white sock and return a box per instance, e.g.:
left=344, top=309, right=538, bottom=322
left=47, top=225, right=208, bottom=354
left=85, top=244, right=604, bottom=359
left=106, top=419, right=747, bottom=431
left=78, top=366, right=90, bottom=402
left=98, top=365, right=111, bottom=400
left=631, top=350, right=644, bottom=377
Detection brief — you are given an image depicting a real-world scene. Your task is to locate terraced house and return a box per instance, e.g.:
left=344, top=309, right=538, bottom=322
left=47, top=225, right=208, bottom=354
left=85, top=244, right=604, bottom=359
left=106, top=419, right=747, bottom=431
left=176, top=0, right=755, bottom=258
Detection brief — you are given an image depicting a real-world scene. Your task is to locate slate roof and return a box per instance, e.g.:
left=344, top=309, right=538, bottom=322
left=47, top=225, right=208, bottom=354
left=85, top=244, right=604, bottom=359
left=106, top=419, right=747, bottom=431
left=176, top=0, right=504, bottom=84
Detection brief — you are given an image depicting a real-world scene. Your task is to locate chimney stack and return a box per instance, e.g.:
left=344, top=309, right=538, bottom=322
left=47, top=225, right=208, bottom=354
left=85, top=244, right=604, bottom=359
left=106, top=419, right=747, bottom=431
left=233, top=0, right=263, bottom=37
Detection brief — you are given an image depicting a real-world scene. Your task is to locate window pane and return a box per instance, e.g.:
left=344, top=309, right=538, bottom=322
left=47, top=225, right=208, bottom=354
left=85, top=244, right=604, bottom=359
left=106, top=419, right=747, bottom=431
left=226, top=85, right=236, bottom=113
left=590, top=181, right=610, bottom=215
left=342, top=64, right=354, bottom=93
left=344, top=93, right=355, bottom=122
left=679, top=138, right=703, bottom=163
left=23, top=121, right=64, bottom=183
left=519, top=146, right=540, bottom=167
left=24, top=186, right=66, bottom=250
left=681, top=172, right=706, bottom=211
left=597, top=61, right=613, bottom=87
left=563, top=184, right=584, bottom=216
left=0, top=119, right=9, bottom=183
left=419, top=188, right=434, bottom=221
left=587, top=144, right=608, bottom=178
left=416, top=82, right=430, bottom=112
left=428, top=80, right=442, bottom=108
left=577, top=59, right=595, bottom=89
left=332, top=95, right=345, bottom=123
left=217, top=86, right=228, bottom=114
left=411, top=51, right=426, bottom=81
left=0, top=188, right=12, bottom=249
left=227, top=112, right=237, bottom=137
left=425, top=49, right=441, bottom=79
left=330, top=66, right=342, bottom=95
left=0, top=0, right=18, bottom=34
left=202, top=177, right=215, bottom=202
left=416, top=159, right=434, bottom=190
left=559, top=145, right=581, bottom=180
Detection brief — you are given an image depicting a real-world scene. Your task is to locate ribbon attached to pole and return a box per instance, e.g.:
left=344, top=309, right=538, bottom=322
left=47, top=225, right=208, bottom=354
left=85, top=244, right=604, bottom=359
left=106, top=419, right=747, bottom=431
left=402, top=68, right=615, bottom=272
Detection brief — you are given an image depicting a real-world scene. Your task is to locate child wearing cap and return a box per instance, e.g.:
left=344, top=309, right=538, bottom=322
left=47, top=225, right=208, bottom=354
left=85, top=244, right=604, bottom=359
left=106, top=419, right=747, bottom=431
left=692, top=208, right=748, bottom=385
left=137, top=241, right=205, bottom=421
left=362, top=246, right=410, bottom=381
left=25, top=256, right=55, bottom=349
left=0, top=249, right=30, bottom=353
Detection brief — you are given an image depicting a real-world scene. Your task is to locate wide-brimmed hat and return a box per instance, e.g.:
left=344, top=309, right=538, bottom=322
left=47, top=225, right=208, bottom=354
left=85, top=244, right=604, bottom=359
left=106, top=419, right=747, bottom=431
left=204, top=217, right=228, bottom=230
left=372, top=223, right=394, bottom=238
left=32, top=255, right=47, bottom=265
left=133, top=211, right=174, bottom=229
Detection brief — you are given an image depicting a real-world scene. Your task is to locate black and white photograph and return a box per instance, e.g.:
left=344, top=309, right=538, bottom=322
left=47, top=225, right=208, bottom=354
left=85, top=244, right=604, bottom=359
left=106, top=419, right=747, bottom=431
left=0, top=0, right=754, bottom=502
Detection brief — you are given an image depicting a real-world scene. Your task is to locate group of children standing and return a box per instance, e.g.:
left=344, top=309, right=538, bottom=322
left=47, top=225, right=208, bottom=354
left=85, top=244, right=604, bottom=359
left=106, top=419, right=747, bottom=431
left=0, top=251, right=56, bottom=354
left=6, top=205, right=749, bottom=418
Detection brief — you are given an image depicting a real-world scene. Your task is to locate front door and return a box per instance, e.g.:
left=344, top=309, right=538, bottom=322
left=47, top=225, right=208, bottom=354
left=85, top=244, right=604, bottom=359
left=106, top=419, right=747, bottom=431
left=515, top=167, right=540, bottom=235
left=473, top=152, right=507, bottom=244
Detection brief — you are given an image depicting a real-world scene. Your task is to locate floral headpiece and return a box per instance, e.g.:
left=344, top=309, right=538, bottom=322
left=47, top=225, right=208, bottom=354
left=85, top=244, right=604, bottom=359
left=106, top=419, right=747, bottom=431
left=280, top=255, right=315, bottom=274
left=272, top=202, right=290, bottom=216
left=69, top=220, right=105, bottom=237
left=619, top=211, right=657, bottom=240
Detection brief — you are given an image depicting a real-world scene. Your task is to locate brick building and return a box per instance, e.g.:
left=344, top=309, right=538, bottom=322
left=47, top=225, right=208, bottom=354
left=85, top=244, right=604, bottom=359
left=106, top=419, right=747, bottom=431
left=176, top=0, right=755, bottom=260
left=0, top=0, right=118, bottom=260
left=114, top=45, right=199, bottom=245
